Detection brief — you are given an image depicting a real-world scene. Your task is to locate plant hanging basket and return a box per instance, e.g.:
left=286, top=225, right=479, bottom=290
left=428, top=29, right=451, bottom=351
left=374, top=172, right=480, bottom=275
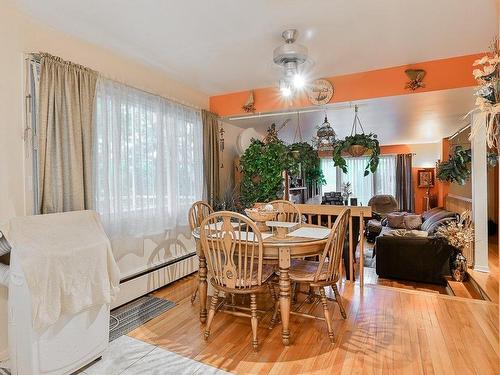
left=347, top=144, right=367, bottom=157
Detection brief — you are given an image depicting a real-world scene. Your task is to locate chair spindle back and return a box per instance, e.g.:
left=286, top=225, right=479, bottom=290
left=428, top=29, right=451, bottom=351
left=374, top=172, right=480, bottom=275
left=200, top=211, right=264, bottom=290
left=315, top=208, right=350, bottom=283
left=189, top=201, right=214, bottom=231
left=268, top=200, right=301, bottom=223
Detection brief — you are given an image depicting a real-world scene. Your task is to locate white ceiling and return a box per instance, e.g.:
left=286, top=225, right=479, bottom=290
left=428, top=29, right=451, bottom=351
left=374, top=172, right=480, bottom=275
left=12, top=0, right=497, bottom=95
left=225, top=87, right=475, bottom=145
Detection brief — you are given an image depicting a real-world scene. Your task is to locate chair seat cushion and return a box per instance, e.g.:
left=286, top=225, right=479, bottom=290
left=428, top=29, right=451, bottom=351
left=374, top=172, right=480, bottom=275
left=288, top=259, right=331, bottom=282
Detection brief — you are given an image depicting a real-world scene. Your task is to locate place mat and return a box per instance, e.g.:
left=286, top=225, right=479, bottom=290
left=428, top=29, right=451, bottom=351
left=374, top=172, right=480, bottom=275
left=204, top=221, right=240, bottom=230
left=288, top=227, right=331, bottom=240
left=265, top=221, right=298, bottom=228
left=206, top=231, right=272, bottom=241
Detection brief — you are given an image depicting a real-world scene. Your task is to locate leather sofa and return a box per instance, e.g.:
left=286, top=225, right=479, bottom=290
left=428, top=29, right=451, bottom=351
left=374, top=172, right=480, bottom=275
left=375, top=207, right=457, bottom=285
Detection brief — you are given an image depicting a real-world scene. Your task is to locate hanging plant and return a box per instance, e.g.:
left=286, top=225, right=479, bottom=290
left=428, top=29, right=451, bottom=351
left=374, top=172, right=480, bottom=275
left=332, top=105, right=381, bottom=176
left=437, top=146, right=499, bottom=185
left=288, top=142, right=326, bottom=185
left=436, top=146, right=472, bottom=185
left=239, top=138, right=295, bottom=208
left=332, top=133, right=380, bottom=176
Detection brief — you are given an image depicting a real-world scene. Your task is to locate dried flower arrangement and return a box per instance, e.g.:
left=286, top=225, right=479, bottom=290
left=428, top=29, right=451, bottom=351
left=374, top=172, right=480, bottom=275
left=470, top=38, right=500, bottom=149
left=435, top=211, right=474, bottom=252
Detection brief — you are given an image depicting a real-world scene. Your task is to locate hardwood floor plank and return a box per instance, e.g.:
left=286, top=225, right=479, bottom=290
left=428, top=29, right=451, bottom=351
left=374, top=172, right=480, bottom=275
left=127, top=276, right=499, bottom=375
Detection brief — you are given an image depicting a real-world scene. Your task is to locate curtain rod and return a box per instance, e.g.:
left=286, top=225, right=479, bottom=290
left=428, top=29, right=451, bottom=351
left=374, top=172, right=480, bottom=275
left=27, top=53, right=203, bottom=111
left=223, top=102, right=368, bottom=121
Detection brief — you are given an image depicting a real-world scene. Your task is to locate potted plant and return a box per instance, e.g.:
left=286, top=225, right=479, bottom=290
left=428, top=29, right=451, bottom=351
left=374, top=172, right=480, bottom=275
left=341, top=182, right=352, bottom=205
left=332, top=133, right=380, bottom=176
left=435, top=211, right=474, bottom=282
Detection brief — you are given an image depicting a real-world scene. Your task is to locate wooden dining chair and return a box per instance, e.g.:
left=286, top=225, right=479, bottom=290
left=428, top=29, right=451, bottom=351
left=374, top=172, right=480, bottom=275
left=200, top=211, right=276, bottom=350
left=188, top=201, right=214, bottom=304
left=287, top=208, right=350, bottom=342
left=268, top=200, right=301, bottom=223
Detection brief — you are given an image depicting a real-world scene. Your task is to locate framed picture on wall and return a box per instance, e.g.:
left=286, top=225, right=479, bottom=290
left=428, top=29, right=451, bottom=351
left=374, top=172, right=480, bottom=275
left=417, top=168, right=435, bottom=188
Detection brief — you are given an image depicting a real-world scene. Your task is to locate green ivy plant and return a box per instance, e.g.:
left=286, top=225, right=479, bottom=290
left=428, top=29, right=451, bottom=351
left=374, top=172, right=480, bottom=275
left=239, top=139, right=326, bottom=208
left=288, top=142, right=326, bottom=185
left=437, top=146, right=498, bottom=185
left=239, top=139, right=294, bottom=208
left=332, top=133, right=381, bottom=176
left=436, top=146, right=471, bottom=185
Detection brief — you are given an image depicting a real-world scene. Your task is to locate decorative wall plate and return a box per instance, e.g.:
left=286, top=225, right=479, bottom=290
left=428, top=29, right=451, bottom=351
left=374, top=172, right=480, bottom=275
left=306, top=79, right=334, bottom=105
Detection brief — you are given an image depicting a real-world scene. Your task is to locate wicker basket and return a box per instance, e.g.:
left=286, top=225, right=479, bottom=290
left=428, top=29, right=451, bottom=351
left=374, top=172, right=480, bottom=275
left=347, top=144, right=368, bottom=157
left=244, top=209, right=277, bottom=232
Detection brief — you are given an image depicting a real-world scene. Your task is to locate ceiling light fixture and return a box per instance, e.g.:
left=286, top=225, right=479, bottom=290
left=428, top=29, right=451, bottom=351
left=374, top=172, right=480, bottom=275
left=273, top=29, right=308, bottom=97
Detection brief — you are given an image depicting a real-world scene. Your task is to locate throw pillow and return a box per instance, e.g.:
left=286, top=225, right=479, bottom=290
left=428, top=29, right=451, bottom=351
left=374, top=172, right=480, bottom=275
left=421, top=207, right=444, bottom=222
left=403, top=214, right=422, bottom=230
left=386, top=212, right=406, bottom=229
left=426, top=217, right=456, bottom=235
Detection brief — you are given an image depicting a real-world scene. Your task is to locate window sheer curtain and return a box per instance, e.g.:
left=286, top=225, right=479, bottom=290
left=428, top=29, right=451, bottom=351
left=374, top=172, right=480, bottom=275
left=341, top=157, right=373, bottom=205
left=321, top=158, right=337, bottom=193
left=93, top=79, right=204, bottom=238
left=375, top=155, right=396, bottom=197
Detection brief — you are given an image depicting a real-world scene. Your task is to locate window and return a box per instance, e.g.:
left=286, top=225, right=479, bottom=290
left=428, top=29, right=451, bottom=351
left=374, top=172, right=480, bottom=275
left=93, top=79, right=204, bottom=237
left=321, top=155, right=397, bottom=205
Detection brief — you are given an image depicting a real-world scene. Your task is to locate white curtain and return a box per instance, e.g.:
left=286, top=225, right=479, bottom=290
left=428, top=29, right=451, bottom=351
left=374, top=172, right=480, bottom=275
left=321, top=158, right=337, bottom=193
left=341, top=157, right=373, bottom=206
left=93, top=79, right=204, bottom=238
left=375, top=155, right=397, bottom=197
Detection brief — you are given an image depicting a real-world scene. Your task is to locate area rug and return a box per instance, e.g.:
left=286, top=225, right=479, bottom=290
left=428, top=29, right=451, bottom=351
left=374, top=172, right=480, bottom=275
left=109, top=295, right=175, bottom=342
left=363, top=246, right=376, bottom=268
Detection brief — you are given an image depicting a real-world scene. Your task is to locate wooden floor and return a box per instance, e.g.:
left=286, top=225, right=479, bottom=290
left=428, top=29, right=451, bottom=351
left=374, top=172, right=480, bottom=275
left=129, top=275, right=499, bottom=375
left=468, top=236, right=499, bottom=303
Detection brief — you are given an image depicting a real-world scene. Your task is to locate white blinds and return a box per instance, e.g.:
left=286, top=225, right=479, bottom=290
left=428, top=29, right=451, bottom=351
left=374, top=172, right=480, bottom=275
left=93, top=78, right=204, bottom=238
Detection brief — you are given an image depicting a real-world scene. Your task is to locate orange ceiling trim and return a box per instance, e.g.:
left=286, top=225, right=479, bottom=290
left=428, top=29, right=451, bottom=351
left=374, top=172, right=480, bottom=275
left=210, top=53, right=483, bottom=117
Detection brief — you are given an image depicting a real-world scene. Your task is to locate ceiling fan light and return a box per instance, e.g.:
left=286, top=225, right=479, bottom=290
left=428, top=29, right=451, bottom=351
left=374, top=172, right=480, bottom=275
left=279, top=79, right=293, bottom=97
left=293, top=74, right=305, bottom=89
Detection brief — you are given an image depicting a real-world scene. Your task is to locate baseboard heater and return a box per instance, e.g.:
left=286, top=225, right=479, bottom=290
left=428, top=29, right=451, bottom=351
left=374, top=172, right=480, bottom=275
left=112, top=252, right=198, bottom=309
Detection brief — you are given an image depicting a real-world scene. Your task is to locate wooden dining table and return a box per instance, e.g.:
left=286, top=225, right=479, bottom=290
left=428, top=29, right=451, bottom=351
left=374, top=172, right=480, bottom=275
left=193, top=224, right=329, bottom=346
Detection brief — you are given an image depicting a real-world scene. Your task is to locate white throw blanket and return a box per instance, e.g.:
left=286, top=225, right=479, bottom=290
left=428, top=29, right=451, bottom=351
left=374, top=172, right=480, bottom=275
left=4, top=210, right=120, bottom=331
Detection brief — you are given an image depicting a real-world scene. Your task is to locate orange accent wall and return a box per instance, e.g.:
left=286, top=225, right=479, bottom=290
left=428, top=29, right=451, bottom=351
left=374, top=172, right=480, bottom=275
left=210, top=54, right=482, bottom=116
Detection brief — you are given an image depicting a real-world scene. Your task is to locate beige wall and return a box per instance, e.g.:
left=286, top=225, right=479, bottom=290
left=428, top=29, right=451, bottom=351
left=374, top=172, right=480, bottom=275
left=0, top=0, right=208, bottom=359
left=218, top=122, right=266, bottom=198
